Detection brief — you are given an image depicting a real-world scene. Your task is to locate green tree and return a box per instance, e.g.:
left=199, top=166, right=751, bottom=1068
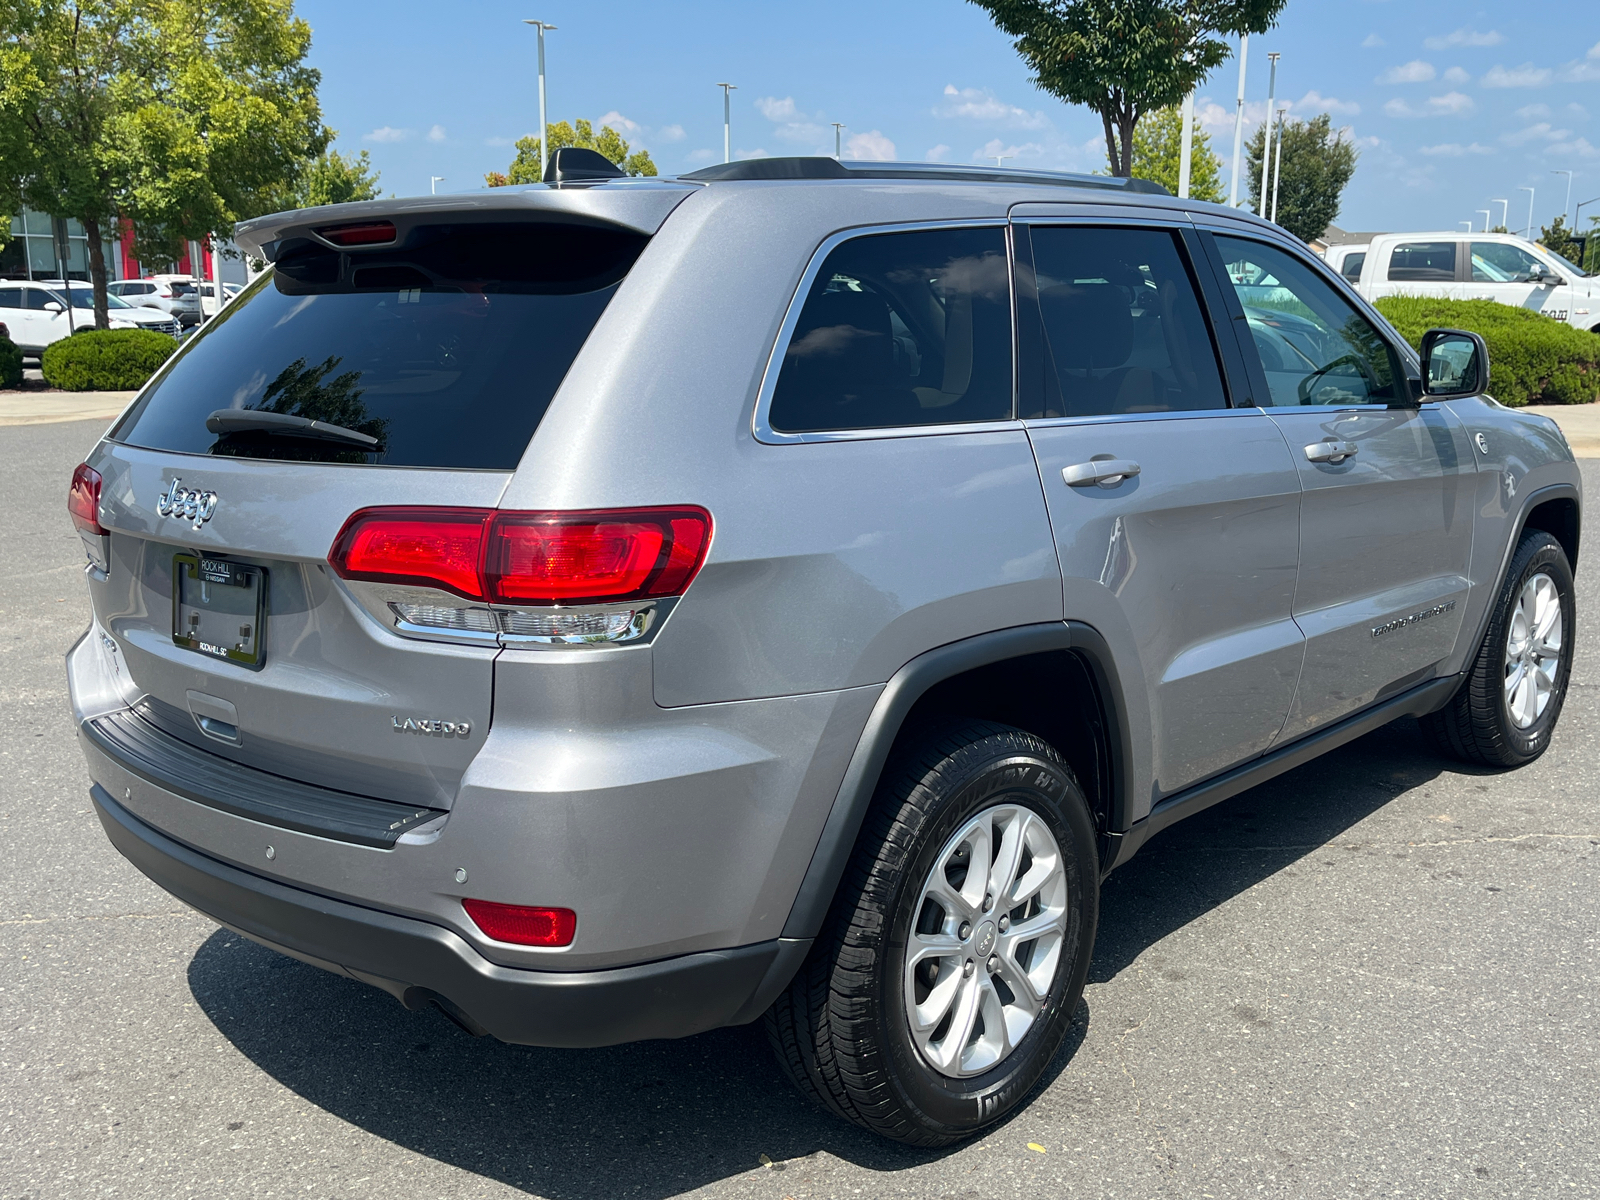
left=1121, top=104, right=1224, bottom=199
left=970, top=0, right=1286, bottom=178
left=295, top=147, right=382, bottom=208
left=1537, top=214, right=1581, bottom=268
left=1244, top=112, right=1357, bottom=244
left=485, top=118, right=657, bottom=186
left=0, top=0, right=329, bottom=329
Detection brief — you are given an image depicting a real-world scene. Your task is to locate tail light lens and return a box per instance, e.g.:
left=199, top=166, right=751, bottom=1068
left=328, top=506, right=712, bottom=605
left=462, top=899, right=576, bottom=947
left=68, top=463, right=105, bottom=535
left=317, top=220, right=398, bottom=247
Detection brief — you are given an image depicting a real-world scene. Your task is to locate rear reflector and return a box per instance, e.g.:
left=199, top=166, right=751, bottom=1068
left=68, top=463, right=106, bottom=535
left=317, top=220, right=398, bottom=247
left=462, top=899, right=576, bottom=947
left=329, top=506, right=712, bottom=605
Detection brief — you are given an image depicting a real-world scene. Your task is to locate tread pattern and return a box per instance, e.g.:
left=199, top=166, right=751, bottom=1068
left=766, top=718, right=1084, bottom=1146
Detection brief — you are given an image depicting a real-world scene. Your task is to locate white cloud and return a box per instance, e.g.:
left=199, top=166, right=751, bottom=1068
left=1560, top=58, right=1600, bottom=83
left=1378, top=60, right=1435, bottom=84
left=1295, top=89, right=1360, bottom=116
left=734, top=147, right=770, bottom=160
left=845, top=130, right=896, bottom=160
left=484, top=135, right=513, bottom=147
left=925, top=143, right=952, bottom=161
left=1384, top=91, right=1475, bottom=118
left=755, top=96, right=802, bottom=122
left=597, top=111, right=643, bottom=137
left=1483, top=63, right=1553, bottom=88
left=686, top=148, right=716, bottom=164
left=1423, top=28, right=1503, bottom=50
left=1569, top=103, right=1591, bottom=119
left=1418, top=142, right=1495, bottom=156
left=1441, top=66, right=1470, bottom=84
left=363, top=126, right=411, bottom=143
left=1516, top=104, right=1551, bottom=119
left=975, top=137, right=1047, bottom=164
left=657, top=124, right=686, bottom=143
left=1361, top=34, right=1385, bottom=48
left=936, top=84, right=1051, bottom=129
left=426, top=125, right=445, bottom=142
left=1547, top=137, right=1598, bottom=159
left=1501, top=122, right=1568, bottom=145
left=1590, top=39, right=1600, bottom=60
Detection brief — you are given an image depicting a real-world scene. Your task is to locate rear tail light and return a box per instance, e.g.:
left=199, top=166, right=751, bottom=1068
left=68, top=463, right=105, bottom=535
left=329, top=506, right=712, bottom=606
left=462, top=899, right=576, bottom=947
left=317, top=220, right=398, bottom=247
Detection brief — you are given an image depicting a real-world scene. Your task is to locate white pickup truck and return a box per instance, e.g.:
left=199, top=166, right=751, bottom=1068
left=1332, top=231, right=1598, bottom=334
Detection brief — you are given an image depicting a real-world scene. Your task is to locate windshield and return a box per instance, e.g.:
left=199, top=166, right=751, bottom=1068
left=111, top=221, right=648, bottom=469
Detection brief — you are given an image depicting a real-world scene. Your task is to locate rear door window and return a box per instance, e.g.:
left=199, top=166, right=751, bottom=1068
left=768, top=225, right=1012, bottom=433
left=112, top=222, right=647, bottom=468
left=1339, top=251, right=1365, bottom=282
left=1023, top=225, right=1228, bottom=418
left=1387, top=242, right=1456, bottom=282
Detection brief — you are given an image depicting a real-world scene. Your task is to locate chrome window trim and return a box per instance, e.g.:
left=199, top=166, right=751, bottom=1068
left=751, top=218, right=1018, bottom=446
left=1020, top=406, right=1269, bottom=431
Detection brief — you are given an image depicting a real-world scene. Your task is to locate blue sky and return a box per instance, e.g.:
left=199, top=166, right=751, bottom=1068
left=298, top=0, right=1600, bottom=234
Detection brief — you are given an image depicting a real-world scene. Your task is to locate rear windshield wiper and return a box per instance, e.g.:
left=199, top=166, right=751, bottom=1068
left=206, top=409, right=379, bottom=448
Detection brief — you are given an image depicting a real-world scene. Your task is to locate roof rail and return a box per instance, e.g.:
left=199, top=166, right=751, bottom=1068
left=679, top=156, right=1171, bottom=195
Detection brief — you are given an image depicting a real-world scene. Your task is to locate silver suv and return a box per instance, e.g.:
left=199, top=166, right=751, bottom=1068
left=67, top=155, right=1581, bottom=1146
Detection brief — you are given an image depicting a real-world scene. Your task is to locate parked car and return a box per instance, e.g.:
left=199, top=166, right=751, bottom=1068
left=107, top=274, right=203, bottom=326
left=1321, top=242, right=1369, bottom=284
left=196, top=280, right=242, bottom=320
left=66, top=158, right=1581, bottom=1147
left=1347, top=230, right=1598, bottom=332
left=0, top=280, right=183, bottom=354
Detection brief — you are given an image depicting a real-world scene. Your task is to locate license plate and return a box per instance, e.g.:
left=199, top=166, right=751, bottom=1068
left=172, top=553, right=267, bottom=669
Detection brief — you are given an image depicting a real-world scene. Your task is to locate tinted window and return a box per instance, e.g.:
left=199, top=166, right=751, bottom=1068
left=169, top=281, right=196, bottom=295
left=113, top=222, right=647, bottom=468
left=1340, top=251, right=1365, bottom=282
left=1387, top=241, right=1456, bottom=282
left=25, top=289, right=57, bottom=310
left=1217, top=236, right=1403, bottom=407
left=1025, top=225, right=1227, bottom=418
left=0, top=287, right=22, bottom=309
left=769, top=226, right=1012, bottom=433
left=1470, top=241, right=1544, bottom=283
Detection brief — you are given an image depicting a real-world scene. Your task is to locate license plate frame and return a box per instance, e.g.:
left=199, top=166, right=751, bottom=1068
left=172, top=553, right=268, bottom=670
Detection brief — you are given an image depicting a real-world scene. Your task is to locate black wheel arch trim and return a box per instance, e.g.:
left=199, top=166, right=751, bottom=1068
left=1468, top=481, right=1581, bottom=662
left=780, top=620, right=1133, bottom=941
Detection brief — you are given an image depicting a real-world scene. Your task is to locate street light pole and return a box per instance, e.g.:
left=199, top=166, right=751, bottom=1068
left=1459, top=222, right=1473, bottom=231
left=1178, top=92, right=1194, bottom=199
left=1270, top=106, right=1287, bottom=223
left=1258, top=52, right=1279, bottom=217
left=1518, top=185, right=1536, bottom=239
left=431, top=176, right=445, bottom=195
left=832, top=122, right=845, bottom=159
left=994, top=154, right=1014, bottom=167
left=1552, top=170, right=1574, bottom=225
left=718, top=83, right=737, bottom=163
left=522, top=20, right=557, bottom=180
left=1228, top=33, right=1250, bottom=208
left=1477, top=209, right=1491, bottom=232
left=1491, top=198, right=1508, bottom=231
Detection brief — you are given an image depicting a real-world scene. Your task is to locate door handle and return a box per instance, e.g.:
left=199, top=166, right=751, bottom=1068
left=1062, top=459, right=1141, bottom=488
left=1304, top=439, right=1358, bottom=464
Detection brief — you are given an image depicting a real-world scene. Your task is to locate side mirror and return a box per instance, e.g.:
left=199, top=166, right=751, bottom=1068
left=42, top=301, right=63, bottom=314
left=1420, top=328, right=1489, bottom=399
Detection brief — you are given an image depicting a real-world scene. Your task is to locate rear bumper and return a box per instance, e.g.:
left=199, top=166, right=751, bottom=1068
left=93, top=785, right=809, bottom=1047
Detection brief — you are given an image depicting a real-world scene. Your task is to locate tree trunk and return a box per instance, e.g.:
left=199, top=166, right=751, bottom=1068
left=1100, top=109, right=1123, bottom=177
left=1118, top=112, right=1136, bottom=180
left=82, top=217, right=111, bottom=330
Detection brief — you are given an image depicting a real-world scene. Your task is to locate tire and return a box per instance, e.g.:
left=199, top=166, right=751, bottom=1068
left=1424, top=530, right=1576, bottom=767
left=766, top=719, right=1099, bottom=1145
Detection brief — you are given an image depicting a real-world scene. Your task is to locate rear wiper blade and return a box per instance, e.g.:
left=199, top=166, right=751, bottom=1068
left=206, top=409, right=379, bottom=448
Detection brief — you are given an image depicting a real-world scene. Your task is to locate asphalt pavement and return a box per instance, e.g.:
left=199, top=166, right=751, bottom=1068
left=3, top=418, right=1596, bottom=1200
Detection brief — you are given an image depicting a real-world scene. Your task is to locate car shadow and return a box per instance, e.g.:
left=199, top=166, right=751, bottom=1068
left=190, top=718, right=1469, bottom=1197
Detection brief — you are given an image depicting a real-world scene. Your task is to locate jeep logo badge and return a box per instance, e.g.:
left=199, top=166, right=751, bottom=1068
left=156, top=478, right=218, bottom=530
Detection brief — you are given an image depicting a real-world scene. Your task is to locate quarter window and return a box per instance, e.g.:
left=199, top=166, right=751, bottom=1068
left=1216, top=236, right=1404, bottom=408
left=768, top=226, right=1013, bottom=433
left=1387, top=241, right=1456, bottom=282
left=1024, top=226, right=1227, bottom=418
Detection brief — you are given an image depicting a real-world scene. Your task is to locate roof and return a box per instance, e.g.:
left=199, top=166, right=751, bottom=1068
left=680, top=156, right=1170, bottom=196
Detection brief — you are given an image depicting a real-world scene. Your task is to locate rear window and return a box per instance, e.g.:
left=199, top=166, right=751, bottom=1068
left=113, top=221, right=647, bottom=468
left=1339, top=251, right=1365, bottom=282
left=169, top=282, right=197, bottom=295
left=1387, top=241, right=1456, bottom=282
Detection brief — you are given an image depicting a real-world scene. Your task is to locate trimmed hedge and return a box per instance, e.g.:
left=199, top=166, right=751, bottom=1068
left=0, top=332, right=21, bottom=389
left=1374, top=296, right=1600, bottom=407
left=40, top=328, right=177, bottom=392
